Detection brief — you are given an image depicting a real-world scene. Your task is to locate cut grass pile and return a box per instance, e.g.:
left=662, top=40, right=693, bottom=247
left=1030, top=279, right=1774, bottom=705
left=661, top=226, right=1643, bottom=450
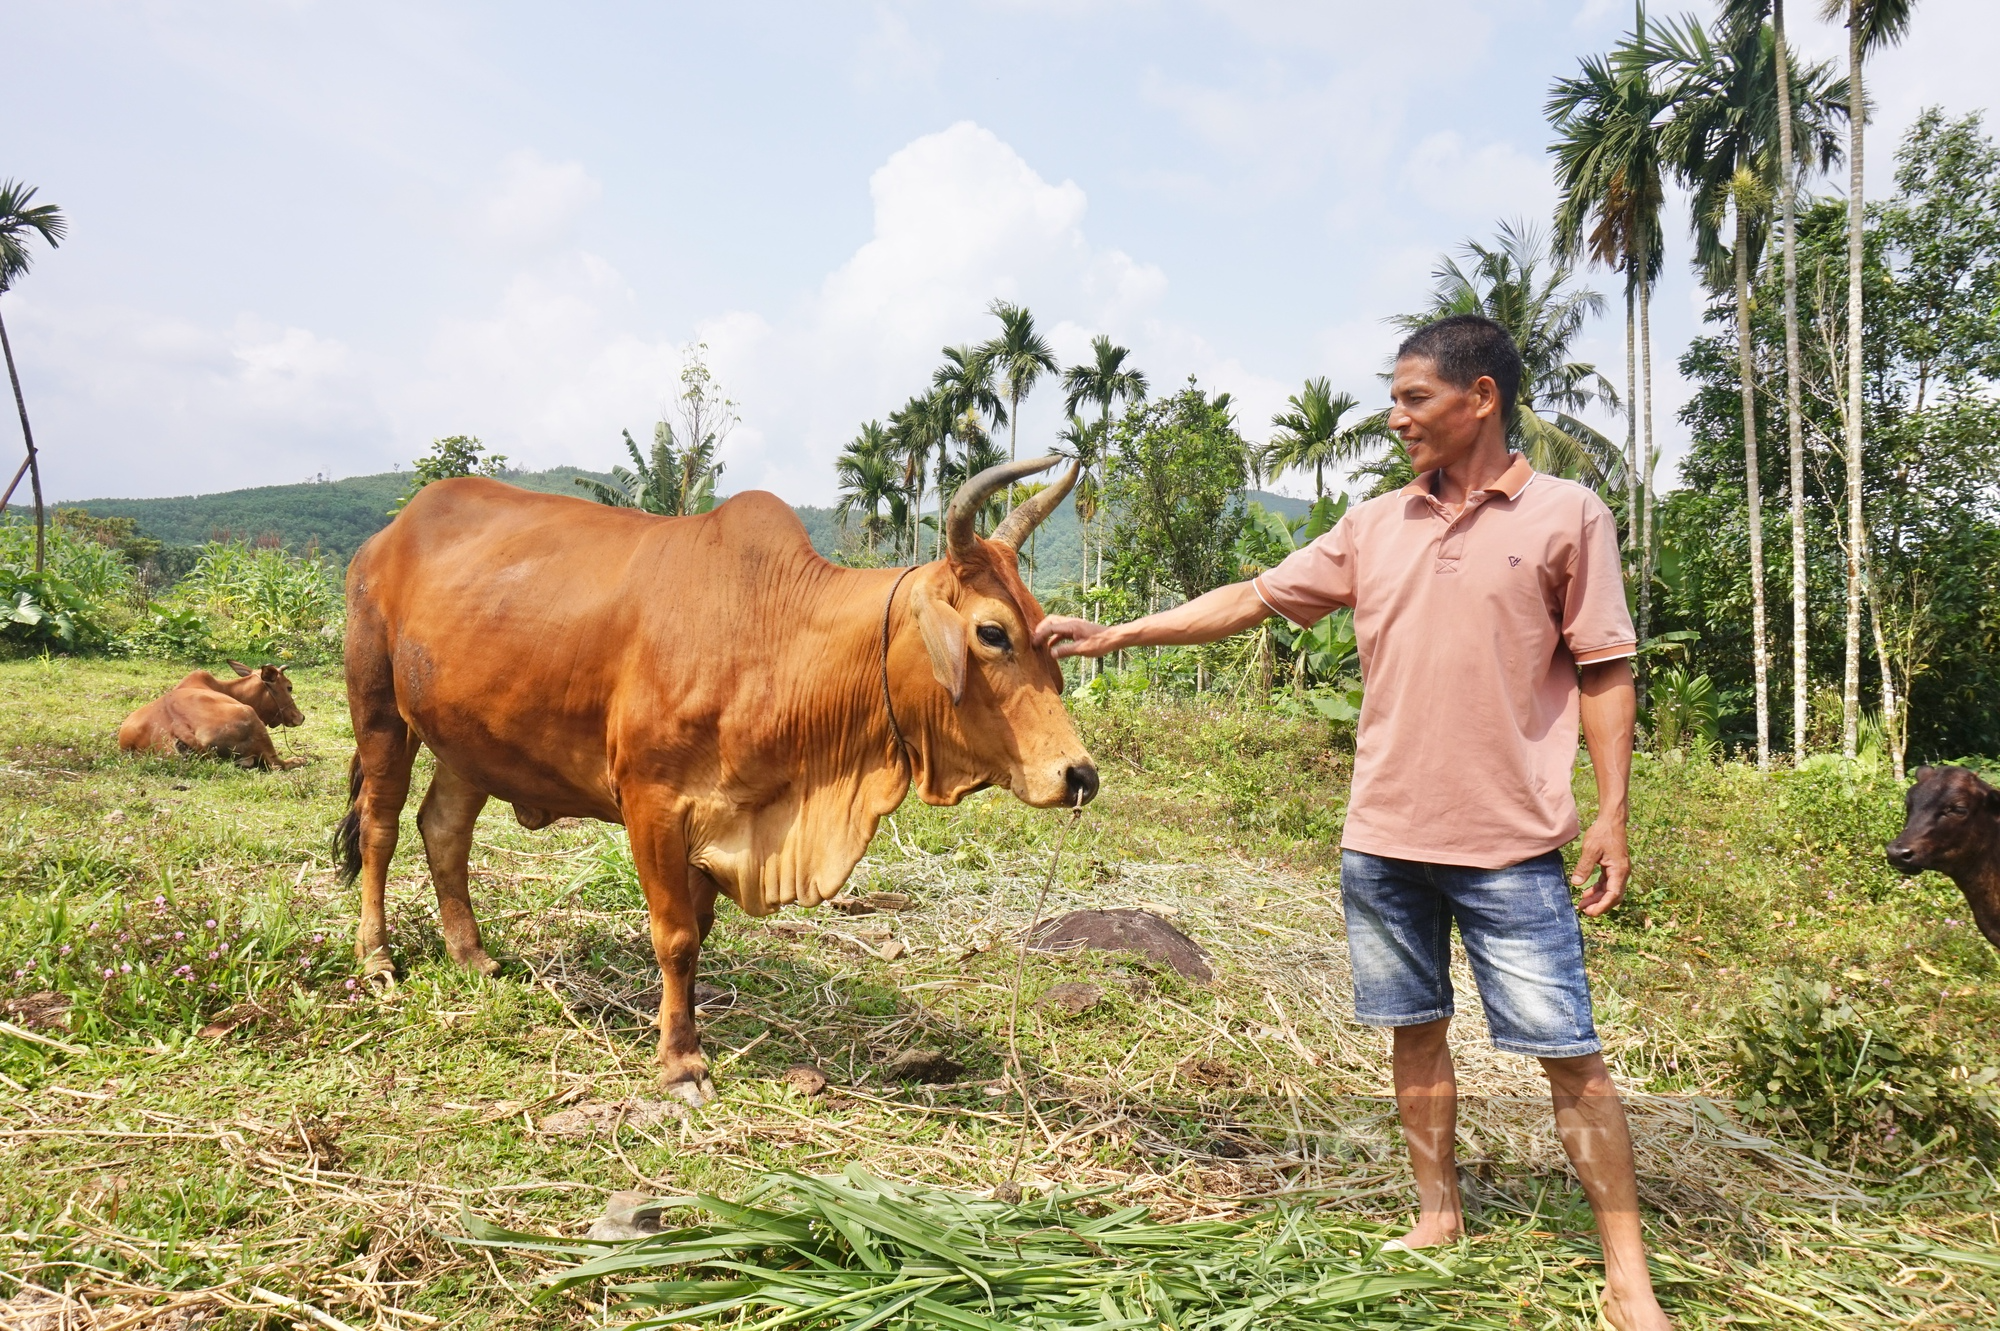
left=459, top=1167, right=1451, bottom=1330
left=0, top=654, right=1996, bottom=1329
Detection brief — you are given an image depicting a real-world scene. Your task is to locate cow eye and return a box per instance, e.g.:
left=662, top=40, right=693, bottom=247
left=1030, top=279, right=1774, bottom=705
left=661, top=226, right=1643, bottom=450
left=976, top=624, right=1011, bottom=651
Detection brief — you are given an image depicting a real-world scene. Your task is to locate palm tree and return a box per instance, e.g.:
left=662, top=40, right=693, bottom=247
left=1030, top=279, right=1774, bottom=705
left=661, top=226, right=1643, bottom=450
left=1392, top=222, right=1625, bottom=485
left=978, top=301, right=1057, bottom=512
left=1722, top=0, right=1813, bottom=759
left=1653, top=14, right=1847, bottom=770
left=1060, top=335, right=1147, bottom=596
left=888, top=392, right=949, bottom=560
left=835, top=421, right=904, bottom=555
left=1549, top=14, right=1671, bottom=659
left=1056, top=412, right=1110, bottom=586
left=936, top=433, right=1009, bottom=536
left=1259, top=380, right=1386, bottom=500
left=1822, top=0, right=1916, bottom=759
left=932, top=343, right=1006, bottom=556
left=0, top=181, right=66, bottom=574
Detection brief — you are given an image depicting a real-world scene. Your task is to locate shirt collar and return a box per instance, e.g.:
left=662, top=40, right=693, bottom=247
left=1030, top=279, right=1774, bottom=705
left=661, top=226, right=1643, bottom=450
left=1402, top=453, right=1535, bottom=503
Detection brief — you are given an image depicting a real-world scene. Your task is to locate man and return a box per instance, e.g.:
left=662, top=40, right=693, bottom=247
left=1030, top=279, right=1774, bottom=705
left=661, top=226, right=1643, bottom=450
left=1035, top=314, right=1671, bottom=1331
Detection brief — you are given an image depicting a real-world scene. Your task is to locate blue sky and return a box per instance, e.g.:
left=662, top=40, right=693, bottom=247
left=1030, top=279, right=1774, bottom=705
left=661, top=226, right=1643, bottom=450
left=6, top=0, right=1994, bottom=505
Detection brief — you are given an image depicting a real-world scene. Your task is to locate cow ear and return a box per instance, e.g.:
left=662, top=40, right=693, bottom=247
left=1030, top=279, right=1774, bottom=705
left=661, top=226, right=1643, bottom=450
left=910, top=584, right=967, bottom=706
left=260, top=665, right=280, bottom=681
left=227, top=660, right=253, bottom=677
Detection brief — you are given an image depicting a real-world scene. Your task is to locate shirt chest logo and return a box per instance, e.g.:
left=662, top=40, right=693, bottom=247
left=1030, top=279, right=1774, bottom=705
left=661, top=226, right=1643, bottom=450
left=1508, top=555, right=1522, bottom=567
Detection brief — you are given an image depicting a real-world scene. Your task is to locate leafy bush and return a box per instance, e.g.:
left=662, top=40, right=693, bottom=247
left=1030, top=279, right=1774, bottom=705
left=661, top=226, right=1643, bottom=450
left=0, top=519, right=138, bottom=649
left=1730, top=972, right=2000, bottom=1165
left=1650, top=667, right=1718, bottom=755
left=145, top=541, right=343, bottom=663
left=119, top=604, right=213, bottom=658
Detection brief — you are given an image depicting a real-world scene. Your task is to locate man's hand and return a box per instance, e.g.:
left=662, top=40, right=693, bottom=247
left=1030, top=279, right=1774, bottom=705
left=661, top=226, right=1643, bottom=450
left=1574, top=657, right=1635, bottom=919
left=1571, top=815, right=1630, bottom=916
left=1034, top=583, right=1270, bottom=660
left=1034, top=616, right=1117, bottom=660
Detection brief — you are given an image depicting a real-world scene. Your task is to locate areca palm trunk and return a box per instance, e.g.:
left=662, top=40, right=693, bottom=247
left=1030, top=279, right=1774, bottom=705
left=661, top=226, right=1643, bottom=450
left=1625, top=277, right=1639, bottom=555
left=1005, top=390, right=1019, bottom=514
left=1735, top=202, right=1774, bottom=773
left=0, top=306, right=46, bottom=574
left=1840, top=5, right=1867, bottom=760
left=1638, top=270, right=1657, bottom=692
left=1773, top=0, right=1812, bottom=760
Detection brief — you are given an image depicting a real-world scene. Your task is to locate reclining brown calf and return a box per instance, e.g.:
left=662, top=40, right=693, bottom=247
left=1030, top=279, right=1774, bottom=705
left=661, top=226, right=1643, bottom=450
left=117, top=661, right=307, bottom=770
left=1886, top=765, right=2000, bottom=952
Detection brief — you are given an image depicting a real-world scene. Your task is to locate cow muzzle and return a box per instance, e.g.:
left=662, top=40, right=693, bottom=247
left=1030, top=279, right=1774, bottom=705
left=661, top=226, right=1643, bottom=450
left=1884, top=840, right=1926, bottom=875
left=1064, top=762, right=1100, bottom=808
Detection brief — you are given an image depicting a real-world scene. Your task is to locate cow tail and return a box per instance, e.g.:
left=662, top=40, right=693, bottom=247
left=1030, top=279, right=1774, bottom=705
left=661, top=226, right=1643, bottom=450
left=332, top=751, right=365, bottom=885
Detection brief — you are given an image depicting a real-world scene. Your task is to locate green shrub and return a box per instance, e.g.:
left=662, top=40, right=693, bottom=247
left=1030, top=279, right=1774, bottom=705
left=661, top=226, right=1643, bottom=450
left=0, top=519, right=139, bottom=649
left=119, top=604, right=213, bottom=658
left=1730, top=972, right=2000, bottom=1165
left=1650, top=667, right=1718, bottom=755
left=144, top=541, right=343, bottom=663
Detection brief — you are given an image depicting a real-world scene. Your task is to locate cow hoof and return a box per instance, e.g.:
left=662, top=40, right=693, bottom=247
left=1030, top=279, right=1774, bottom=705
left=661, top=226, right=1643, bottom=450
left=360, top=949, right=397, bottom=987
left=666, top=1076, right=716, bottom=1109
left=456, top=949, right=502, bottom=978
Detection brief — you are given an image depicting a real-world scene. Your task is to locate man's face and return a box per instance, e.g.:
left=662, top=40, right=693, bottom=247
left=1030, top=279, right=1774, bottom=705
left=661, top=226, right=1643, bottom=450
left=1387, top=356, right=1500, bottom=474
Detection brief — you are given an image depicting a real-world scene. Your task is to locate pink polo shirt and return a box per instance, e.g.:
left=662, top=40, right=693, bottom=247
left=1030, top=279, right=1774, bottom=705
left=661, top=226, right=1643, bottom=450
left=1254, top=455, right=1635, bottom=869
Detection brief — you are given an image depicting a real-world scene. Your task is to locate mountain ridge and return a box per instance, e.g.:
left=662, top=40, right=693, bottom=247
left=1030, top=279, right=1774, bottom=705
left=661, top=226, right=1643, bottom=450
left=12, top=469, right=1318, bottom=589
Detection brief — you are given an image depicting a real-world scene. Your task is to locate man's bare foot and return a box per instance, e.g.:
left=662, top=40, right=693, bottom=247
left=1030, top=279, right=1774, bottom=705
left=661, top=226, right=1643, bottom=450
left=1602, top=1284, right=1672, bottom=1330
left=1388, top=1214, right=1464, bottom=1249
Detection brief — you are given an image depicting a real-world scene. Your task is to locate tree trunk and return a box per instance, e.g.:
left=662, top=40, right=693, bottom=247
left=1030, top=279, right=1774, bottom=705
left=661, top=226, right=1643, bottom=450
left=1861, top=551, right=1900, bottom=781
left=1005, top=389, right=1019, bottom=514
left=0, top=305, right=46, bottom=574
left=1840, top=7, right=1867, bottom=761
left=1735, top=202, right=1773, bottom=774
left=1638, top=271, right=1656, bottom=710
left=1624, top=278, right=1638, bottom=553
left=1774, top=0, right=1811, bottom=761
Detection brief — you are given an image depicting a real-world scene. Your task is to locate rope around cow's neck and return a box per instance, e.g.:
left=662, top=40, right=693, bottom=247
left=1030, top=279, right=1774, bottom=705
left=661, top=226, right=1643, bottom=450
left=1004, top=794, right=1087, bottom=1187
left=877, top=561, right=1084, bottom=1187
left=878, top=565, right=919, bottom=777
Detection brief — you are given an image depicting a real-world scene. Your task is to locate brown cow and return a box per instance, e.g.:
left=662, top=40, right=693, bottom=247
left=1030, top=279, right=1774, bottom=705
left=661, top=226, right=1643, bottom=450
left=334, top=456, right=1096, bottom=1104
left=118, top=661, right=307, bottom=769
left=1886, top=765, right=2000, bottom=952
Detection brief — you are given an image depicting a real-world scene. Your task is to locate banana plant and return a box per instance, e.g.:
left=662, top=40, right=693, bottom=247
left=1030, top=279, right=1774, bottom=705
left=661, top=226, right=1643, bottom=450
left=1235, top=495, right=1363, bottom=719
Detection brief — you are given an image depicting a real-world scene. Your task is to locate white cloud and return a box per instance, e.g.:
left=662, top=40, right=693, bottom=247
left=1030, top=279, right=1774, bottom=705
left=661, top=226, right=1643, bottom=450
left=475, top=149, right=602, bottom=252
left=853, top=4, right=940, bottom=90
left=1399, top=131, right=1556, bottom=222
left=15, top=299, right=384, bottom=499
left=702, top=122, right=1183, bottom=501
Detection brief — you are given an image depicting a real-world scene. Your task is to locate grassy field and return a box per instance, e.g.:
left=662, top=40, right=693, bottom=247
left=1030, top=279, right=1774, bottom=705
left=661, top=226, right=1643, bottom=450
left=1, top=655, right=1996, bottom=1329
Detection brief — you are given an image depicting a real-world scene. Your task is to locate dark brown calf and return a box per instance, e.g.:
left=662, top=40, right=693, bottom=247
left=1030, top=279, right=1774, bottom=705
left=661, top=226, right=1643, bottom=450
left=1886, top=765, right=2000, bottom=951
left=117, top=662, right=306, bottom=769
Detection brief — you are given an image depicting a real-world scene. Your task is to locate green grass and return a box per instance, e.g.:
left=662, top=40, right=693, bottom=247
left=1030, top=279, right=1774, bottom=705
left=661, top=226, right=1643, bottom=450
left=0, top=654, right=1996, bottom=1328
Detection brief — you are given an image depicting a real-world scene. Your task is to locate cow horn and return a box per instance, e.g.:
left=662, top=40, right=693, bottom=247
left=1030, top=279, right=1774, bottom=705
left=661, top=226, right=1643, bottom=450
left=991, top=459, right=1079, bottom=551
left=944, top=454, right=1065, bottom=560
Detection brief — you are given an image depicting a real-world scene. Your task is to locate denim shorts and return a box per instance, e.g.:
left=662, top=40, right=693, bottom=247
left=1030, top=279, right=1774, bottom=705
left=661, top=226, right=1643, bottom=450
left=1339, top=849, right=1601, bottom=1058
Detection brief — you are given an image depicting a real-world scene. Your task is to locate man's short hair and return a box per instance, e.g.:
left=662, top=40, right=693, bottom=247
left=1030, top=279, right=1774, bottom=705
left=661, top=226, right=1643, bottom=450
left=1396, top=315, right=1523, bottom=419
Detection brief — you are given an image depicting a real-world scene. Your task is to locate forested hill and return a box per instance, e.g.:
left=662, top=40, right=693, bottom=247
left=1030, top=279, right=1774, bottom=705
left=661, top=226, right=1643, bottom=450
left=19, top=469, right=1314, bottom=587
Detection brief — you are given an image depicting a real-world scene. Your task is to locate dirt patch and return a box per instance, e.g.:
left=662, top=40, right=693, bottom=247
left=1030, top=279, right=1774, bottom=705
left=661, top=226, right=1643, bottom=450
left=539, top=1099, right=681, bottom=1137
left=880, top=1048, right=964, bottom=1083
left=1037, top=981, right=1105, bottom=1015
left=1, top=990, right=71, bottom=1030
left=1029, top=908, right=1213, bottom=981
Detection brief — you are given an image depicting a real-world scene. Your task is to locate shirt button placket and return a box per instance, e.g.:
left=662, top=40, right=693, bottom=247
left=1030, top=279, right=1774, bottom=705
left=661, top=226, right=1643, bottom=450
left=1436, top=498, right=1474, bottom=573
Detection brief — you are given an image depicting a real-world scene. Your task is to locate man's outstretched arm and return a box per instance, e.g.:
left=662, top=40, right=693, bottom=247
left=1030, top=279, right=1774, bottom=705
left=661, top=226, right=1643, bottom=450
left=1033, top=580, right=1270, bottom=659
left=1572, top=657, right=1636, bottom=917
